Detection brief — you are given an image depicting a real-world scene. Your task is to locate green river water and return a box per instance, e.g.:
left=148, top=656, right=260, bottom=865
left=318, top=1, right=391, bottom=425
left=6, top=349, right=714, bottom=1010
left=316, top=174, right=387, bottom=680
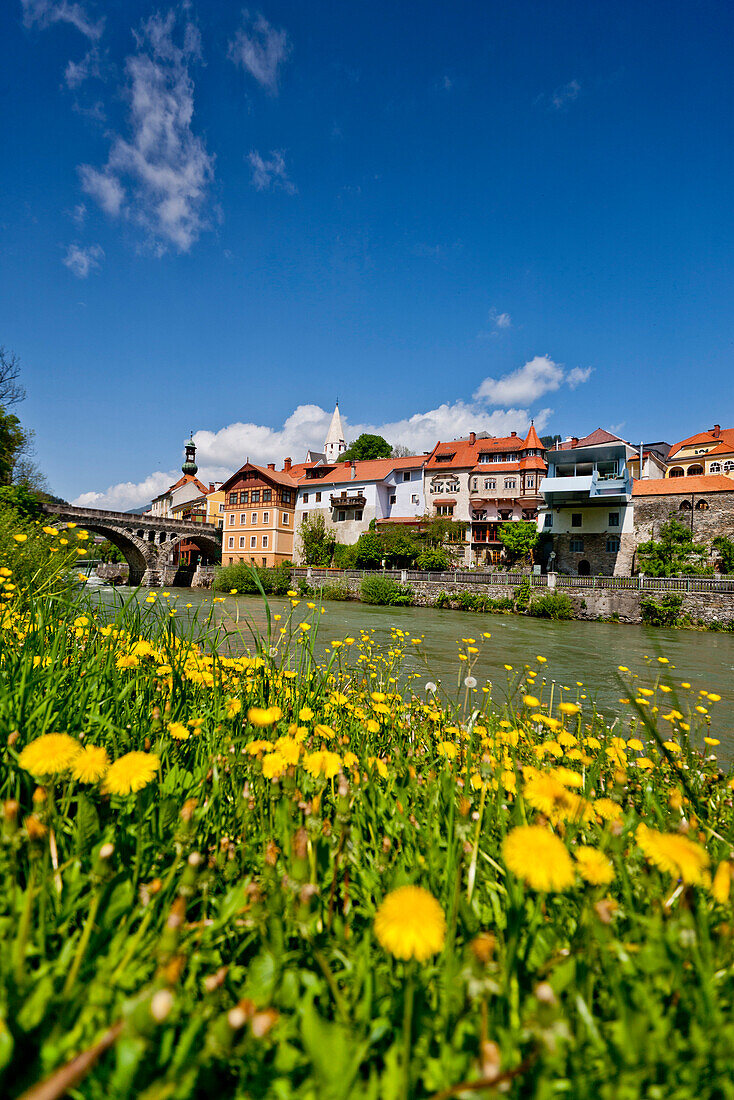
left=92, top=586, right=734, bottom=760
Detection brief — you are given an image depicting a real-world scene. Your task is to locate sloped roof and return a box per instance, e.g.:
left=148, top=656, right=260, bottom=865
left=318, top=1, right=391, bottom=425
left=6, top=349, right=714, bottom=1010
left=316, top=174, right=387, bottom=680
left=324, top=403, right=345, bottom=447
left=668, top=427, right=734, bottom=458
left=426, top=432, right=547, bottom=472
left=632, top=475, right=734, bottom=496
left=153, top=473, right=208, bottom=501
left=523, top=423, right=543, bottom=449
left=556, top=428, right=626, bottom=450
left=297, top=456, right=425, bottom=488
left=220, top=462, right=298, bottom=492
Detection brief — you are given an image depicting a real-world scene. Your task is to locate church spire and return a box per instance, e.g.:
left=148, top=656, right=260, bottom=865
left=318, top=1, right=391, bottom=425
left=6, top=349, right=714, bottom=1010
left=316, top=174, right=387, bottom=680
left=324, top=402, right=346, bottom=463
left=182, top=433, right=198, bottom=475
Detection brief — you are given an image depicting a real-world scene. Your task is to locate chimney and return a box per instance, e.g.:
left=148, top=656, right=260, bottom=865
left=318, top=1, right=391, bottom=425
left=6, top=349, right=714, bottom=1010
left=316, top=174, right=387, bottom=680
left=713, top=424, right=721, bottom=438
left=571, top=437, right=579, bottom=448
left=284, top=457, right=292, bottom=471
left=267, top=463, right=275, bottom=471
left=510, top=431, right=517, bottom=438
left=351, top=462, right=357, bottom=480
left=209, top=483, right=214, bottom=492
left=469, top=431, right=476, bottom=444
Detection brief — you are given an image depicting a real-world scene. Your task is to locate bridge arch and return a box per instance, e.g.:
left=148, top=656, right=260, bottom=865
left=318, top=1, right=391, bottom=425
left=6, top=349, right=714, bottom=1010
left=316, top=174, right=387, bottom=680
left=163, top=532, right=222, bottom=567
left=77, top=523, right=151, bottom=585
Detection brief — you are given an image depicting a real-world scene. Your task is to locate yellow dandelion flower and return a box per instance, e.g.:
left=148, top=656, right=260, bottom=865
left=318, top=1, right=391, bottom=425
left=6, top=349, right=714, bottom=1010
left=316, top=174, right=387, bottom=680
left=523, top=773, right=569, bottom=816
left=523, top=695, right=540, bottom=708
left=13, top=533, right=28, bottom=543
left=558, top=702, right=581, bottom=716
left=168, top=722, right=190, bottom=741
left=594, top=797, right=623, bottom=821
left=503, top=825, right=574, bottom=891
left=103, top=752, right=160, bottom=795
left=314, top=723, right=335, bottom=740
left=711, top=861, right=731, bottom=904
left=19, top=733, right=80, bottom=777
left=575, top=846, right=614, bottom=885
left=303, top=749, right=341, bottom=779
left=71, top=744, right=109, bottom=783
left=374, top=885, right=446, bottom=961
left=636, top=823, right=709, bottom=885
left=262, top=752, right=287, bottom=779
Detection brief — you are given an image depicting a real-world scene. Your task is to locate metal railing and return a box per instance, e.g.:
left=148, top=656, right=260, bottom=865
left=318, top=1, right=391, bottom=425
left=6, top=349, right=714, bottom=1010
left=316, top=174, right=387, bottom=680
left=290, top=567, right=734, bottom=594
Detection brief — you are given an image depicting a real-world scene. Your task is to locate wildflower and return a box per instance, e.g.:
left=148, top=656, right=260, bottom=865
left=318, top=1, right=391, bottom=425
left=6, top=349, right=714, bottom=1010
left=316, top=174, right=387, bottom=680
left=103, top=752, right=160, bottom=795
left=168, top=722, right=190, bottom=741
left=558, top=702, right=580, bottom=716
left=374, top=885, right=446, bottom=961
left=13, top=534, right=28, bottom=543
left=464, top=676, right=477, bottom=688
left=19, top=733, right=80, bottom=777
left=303, top=749, right=341, bottom=780
left=594, top=798, right=622, bottom=821
left=366, top=719, right=380, bottom=733
left=314, top=723, right=335, bottom=740
left=575, top=847, right=614, bottom=886
left=523, top=773, right=569, bottom=816
left=523, top=695, right=540, bottom=708
left=262, top=752, right=287, bottom=780
left=226, top=699, right=243, bottom=719
left=299, top=706, right=314, bottom=721
left=711, top=861, right=731, bottom=904
left=71, top=744, right=109, bottom=783
left=636, top=823, right=709, bottom=885
left=503, top=825, right=574, bottom=891
left=425, top=682, right=437, bottom=694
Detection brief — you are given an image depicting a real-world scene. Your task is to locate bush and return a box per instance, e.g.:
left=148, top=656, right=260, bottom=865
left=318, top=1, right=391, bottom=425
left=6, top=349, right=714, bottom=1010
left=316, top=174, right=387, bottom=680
left=214, top=561, right=291, bottom=596
left=318, top=581, right=352, bottom=601
left=360, top=576, right=413, bottom=605
left=514, top=576, right=531, bottom=610
left=640, top=594, right=684, bottom=627
left=0, top=500, right=81, bottom=603
left=433, top=590, right=451, bottom=608
left=528, top=592, right=574, bottom=620
left=332, top=542, right=359, bottom=569
left=416, top=547, right=450, bottom=571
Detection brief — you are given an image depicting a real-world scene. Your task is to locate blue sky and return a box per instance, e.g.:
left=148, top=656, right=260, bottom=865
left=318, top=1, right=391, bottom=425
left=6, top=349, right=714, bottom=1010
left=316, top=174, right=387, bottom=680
left=2, top=0, right=732, bottom=507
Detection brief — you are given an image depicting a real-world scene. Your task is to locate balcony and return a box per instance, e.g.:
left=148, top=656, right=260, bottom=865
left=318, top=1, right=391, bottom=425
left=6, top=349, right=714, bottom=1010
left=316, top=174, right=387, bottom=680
left=330, top=492, right=366, bottom=508
left=540, top=467, right=632, bottom=506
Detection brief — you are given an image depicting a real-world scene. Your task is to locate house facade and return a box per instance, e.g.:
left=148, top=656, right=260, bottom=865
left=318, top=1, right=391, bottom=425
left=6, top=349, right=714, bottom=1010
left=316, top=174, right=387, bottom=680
left=631, top=475, right=734, bottom=570
left=539, top=429, right=637, bottom=576
left=665, top=425, right=734, bottom=480
left=293, top=456, right=426, bottom=559
left=220, top=462, right=298, bottom=567
left=149, top=438, right=208, bottom=519
left=422, top=426, right=546, bottom=566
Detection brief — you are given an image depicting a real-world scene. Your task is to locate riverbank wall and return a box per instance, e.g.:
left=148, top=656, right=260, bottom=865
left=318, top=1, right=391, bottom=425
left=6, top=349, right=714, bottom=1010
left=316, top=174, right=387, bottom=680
left=293, top=569, right=734, bottom=627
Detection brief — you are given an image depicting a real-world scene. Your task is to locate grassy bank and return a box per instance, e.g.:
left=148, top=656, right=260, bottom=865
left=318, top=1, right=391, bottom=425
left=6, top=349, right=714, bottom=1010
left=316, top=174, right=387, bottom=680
left=1, top=569, right=734, bottom=1097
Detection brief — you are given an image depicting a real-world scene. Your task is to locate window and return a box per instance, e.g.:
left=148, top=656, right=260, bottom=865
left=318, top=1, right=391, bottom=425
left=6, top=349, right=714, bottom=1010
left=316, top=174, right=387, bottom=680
left=411, top=494, right=419, bottom=504
left=219, top=503, right=225, bottom=512
left=436, top=505, right=454, bottom=516
left=228, top=513, right=235, bottom=526
left=608, top=512, right=620, bottom=527
left=282, top=490, right=292, bottom=503
left=263, top=489, right=272, bottom=502
left=571, top=513, right=582, bottom=528
left=218, top=519, right=223, bottom=529
left=724, top=461, right=734, bottom=474
left=526, top=476, right=534, bottom=488
left=251, top=513, right=257, bottom=525
left=390, top=495, right=397, bottom=504
left=484, top=479, right=496, bottom=491
left=251, top=490, right=260, bottom=503
left=544, top=514, right=553, bottom=528
left=606, top=536, right=620, bottom=552
left=710, top=462, right=722, bottom=474
left=679, top=499, right=692, bottom=511
left=668, top=467, right=684, bottom=478
left=315, top=492, right=321, bottom=502
left=355, top=510, right=363, bottom=520
left=240, top=491, right=249, bottom=504
left=262, top=558, right=267, bottom=567
left=303, top=492, right=309, bottom=503
left=239, top=513, right=246, bottom=525
left=403, top=472, right=411, bottom=482
left=228, top=492, right=238, bottom=505
left=263, top=512, right=269, bottom=524
left=570, top=537, right=584, bottom=552
left=696, top=499, right=709, bottom=510
left=227, top=536, right=234, bottom=549
left=262, top=535, right=268, bottom=548
left=282, top=513, right=289, bottom=525
left=338, top=511, right=346, bottom=521
left=239, top=536, right=246, bottom=548
left=687, top=464, right=704, bottom=476
left=250, top=535, right=257, bottom=548
left=471, top=478, right=478, bottom=492
left=504, top=479, right=516, bottom=490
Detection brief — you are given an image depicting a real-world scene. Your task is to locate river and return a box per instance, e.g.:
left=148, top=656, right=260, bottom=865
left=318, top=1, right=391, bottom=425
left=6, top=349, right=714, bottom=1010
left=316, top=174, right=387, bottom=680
left=89, top=586, right=734, bottom=760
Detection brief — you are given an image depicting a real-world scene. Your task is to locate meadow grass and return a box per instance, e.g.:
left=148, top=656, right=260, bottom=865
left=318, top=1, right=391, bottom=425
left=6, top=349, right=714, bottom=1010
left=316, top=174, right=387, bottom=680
left=1, top=571, right=733, bottom=1099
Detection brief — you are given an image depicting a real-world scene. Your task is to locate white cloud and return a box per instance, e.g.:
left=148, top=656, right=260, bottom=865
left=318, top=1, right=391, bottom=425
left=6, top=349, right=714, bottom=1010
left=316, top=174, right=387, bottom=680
left=62, top=242, right=103, bottom=277
left=74, top=470, right=177, bottom=510
left=22, top=0, right=103, bottom=40
left=473, top=355, right=565, bottom=404
left=64, top=45, right=102, bottom=88
left=492, top=310, right=512, bottom=330
left=567, top=366, right=593, bottom=389
left=550, top=79, right=580, bottom=110
left=248, top=150, right=296, bottom=194
left=228, top=13, right=290, bottom=94
left=78, top=11, right=214, bottom=253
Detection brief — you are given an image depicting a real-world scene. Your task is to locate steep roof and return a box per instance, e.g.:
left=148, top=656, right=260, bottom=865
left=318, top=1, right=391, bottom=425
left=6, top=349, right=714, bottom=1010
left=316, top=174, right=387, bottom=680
left=556, top=428, right=626, bottom=450
left=220, top=462, right=298, bottom=492
left=632, top=475, right=734, bottom=496
left=324, top=403, right=345, bottom=447
left=426, top=432, right=547, bottom=472
left=153, top=472, right=208, bottom=501
left=668, top=427, right=734, bottom=459
left=523, top=422, right=543, bottom=449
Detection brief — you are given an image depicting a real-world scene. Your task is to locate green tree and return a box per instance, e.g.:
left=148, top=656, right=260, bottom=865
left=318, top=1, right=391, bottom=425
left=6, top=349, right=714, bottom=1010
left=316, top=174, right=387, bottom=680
left=298, top=513, right=336, bottom=566
left=97, top=539, right=125, bottom=564
left=416, top=546, right=450, bottom=571
left=498, top=520, right=539, bottom=566
left=339, top=433, right=392, bottom=463
left=636, top=518, right=711, bottom=576
left=0, top=408, right=27, bottom=486
left=354, top=531, right=384, bottom=568
left=379, top=526, right=419, bottom=567
left=712, top=536, right=734, bottom=574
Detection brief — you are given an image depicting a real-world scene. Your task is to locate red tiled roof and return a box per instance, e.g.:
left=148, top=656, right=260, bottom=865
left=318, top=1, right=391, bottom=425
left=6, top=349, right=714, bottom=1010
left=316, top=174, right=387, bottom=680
left=158, top=473, right=208, bottom=497
left=523, top=423, right=543, bottom=449
left=556, top=428, right=626, bottom=450
left=668, top=427, right=734, bottom=458
left=632, top=475, right=734, bottom=496
left=296, top=456, right=425, bottom=487
left=221, top=462, right=298, bottom=492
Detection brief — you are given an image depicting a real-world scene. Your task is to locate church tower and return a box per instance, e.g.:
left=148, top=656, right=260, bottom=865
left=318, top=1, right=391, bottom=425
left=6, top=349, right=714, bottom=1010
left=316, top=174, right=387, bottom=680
left=182, top=435, right=198, bottom=475
left=324, top=402, right=346, bottom=463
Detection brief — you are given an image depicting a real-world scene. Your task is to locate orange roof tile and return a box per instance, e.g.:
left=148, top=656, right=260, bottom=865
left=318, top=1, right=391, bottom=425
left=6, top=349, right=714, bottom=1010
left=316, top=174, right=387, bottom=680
left=556, top=428, right=626, bottom=450
left=668, top=427, right=734, bottom=458
left=632, top=475, right=734, bottom=496
left=221, top=462, right=298, bottom=492
left=523, top=423, right=543, bottom=449
left=298, top=456, right=425, bottom=487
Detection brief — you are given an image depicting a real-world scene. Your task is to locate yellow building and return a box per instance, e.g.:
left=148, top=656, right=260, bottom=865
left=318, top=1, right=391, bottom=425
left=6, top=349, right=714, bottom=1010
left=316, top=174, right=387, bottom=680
left=666, top=425, right=734, bottom=479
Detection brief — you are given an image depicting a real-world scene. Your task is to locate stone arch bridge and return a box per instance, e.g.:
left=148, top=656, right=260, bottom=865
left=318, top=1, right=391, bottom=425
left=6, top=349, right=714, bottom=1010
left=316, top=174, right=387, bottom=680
left=41, top=503, right=221, bottom=587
